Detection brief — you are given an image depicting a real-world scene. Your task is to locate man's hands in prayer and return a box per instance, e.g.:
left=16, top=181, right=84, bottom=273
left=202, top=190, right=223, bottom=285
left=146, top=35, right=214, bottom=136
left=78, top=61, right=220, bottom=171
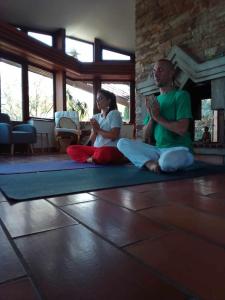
left=145, top=95, right=160, bottom=122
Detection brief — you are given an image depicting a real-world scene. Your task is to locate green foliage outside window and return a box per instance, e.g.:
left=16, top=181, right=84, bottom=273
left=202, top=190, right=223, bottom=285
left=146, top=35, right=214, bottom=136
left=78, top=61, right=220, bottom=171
left=66, top=89, right=88, bottom=120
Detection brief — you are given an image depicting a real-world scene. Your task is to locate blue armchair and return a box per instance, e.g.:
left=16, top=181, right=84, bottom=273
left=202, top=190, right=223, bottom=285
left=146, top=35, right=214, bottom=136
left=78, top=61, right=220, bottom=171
left=0, top=113, right=37, bottom=155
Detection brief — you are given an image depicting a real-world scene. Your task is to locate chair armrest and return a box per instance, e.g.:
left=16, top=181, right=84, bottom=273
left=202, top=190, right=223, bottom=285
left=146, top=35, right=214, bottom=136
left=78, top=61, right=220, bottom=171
left=13, top=124, right=37, bottom=135
left=0, top=123, right=12, bottom=143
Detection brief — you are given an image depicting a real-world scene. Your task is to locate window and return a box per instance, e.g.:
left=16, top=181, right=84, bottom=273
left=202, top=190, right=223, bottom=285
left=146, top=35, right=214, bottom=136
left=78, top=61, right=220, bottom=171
left=194, top=99, right=218, bottom=142
left=101, top=82, right=130, bottom=123
left=0, top=59, right=23, bottom=121
left=66, top=80, right=93, bottom=121
left=28, top=32, right=53, bottom=46
left=66, top=37, right=93, bottom=62
left=28, top=66, right=54, bottom=119
left=102, top=49, right=131, bottom=61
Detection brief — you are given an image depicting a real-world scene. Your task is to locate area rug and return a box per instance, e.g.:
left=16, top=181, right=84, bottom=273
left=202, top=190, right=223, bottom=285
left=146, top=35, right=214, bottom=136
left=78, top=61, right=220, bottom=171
left=0, top=161, right=224, bottom=201
left=0, top=160, right=104, bottom=174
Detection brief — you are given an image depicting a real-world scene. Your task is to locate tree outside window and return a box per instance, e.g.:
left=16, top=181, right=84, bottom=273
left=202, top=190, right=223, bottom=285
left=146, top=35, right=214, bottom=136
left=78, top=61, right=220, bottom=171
left=0, top=60, right=23, bottom=121
left=66, top=81, right=93, bottom=121
left=28, top=67, right=54, bottom=119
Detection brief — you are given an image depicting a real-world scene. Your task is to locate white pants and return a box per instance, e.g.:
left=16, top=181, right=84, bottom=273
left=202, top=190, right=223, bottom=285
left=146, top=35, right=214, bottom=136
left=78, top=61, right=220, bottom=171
left=117, top=138, right=194, bottom=172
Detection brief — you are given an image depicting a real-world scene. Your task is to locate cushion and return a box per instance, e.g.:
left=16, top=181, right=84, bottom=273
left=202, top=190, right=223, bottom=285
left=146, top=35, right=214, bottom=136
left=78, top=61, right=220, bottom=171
left=59, top=117, right=77, bottom=129
left=55, top=111, right=79, bottom=127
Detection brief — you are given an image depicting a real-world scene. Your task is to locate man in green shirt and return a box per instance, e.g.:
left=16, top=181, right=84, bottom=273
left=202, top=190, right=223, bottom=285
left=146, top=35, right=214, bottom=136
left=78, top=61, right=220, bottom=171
left=117, top=59, right=194, bottom=173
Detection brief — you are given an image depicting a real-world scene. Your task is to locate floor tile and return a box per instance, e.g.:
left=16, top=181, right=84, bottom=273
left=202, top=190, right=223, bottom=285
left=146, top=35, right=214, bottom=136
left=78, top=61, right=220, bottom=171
left=194, top=183, right=223, bottom=195
left=15, top=225, right=187, bottom=300
left=173, top=194, right=225, bottom=217
left=125, top=179, right=197, bottom=193
left=0, top=226, right=25, bottom=283
left=90, top=188, right=168, bottom=210
left=62, top=200, right=168, bottom=247
left=0, top=200, right=78, bottom=238
left=140, top=203, right=225, bottom=247
left=0, top=278, right=40, bottom=300
left=125, top=182, right=169, bottom=193
left=126, top=179, right=201, bottom=196
left=140, top=188, right=225, bottom=215
left=125, top=231, right=225, bottom=300
left=47, top=192, right=98, bottom=206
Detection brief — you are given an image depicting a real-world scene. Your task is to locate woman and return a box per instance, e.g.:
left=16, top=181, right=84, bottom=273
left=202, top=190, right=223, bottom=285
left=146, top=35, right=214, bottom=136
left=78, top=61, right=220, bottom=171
left=67, top=89, right=124, bottom=164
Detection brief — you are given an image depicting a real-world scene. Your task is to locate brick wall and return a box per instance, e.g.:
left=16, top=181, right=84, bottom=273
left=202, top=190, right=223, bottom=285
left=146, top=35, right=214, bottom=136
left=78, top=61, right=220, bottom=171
left=136, top=0, right=225, bottom=83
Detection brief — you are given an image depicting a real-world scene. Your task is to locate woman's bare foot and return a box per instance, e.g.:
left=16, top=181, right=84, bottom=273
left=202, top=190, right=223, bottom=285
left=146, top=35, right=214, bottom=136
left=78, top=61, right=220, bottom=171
left=86, top=156, right=93, bottom=163
left=145, top=160, right=161, bottom=173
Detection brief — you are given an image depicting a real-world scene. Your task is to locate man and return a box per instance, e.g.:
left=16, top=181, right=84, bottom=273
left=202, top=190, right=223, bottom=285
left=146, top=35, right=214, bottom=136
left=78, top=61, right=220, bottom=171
left=117, top=59, right=194, bottom=173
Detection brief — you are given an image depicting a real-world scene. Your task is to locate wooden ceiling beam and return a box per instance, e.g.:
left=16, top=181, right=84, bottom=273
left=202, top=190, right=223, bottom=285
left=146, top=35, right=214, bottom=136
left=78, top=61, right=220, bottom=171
left=0, top=21, right=134, bottom=81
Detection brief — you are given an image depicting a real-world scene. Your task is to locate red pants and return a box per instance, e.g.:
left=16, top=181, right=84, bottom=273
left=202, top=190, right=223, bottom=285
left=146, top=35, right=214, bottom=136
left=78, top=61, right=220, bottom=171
left=67, top=145, right=125, bottom=164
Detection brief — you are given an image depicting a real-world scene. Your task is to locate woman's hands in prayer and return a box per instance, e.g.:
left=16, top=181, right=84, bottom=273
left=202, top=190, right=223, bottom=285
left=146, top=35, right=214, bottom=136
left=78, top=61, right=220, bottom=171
left=90, top=118, right=100, bottom=133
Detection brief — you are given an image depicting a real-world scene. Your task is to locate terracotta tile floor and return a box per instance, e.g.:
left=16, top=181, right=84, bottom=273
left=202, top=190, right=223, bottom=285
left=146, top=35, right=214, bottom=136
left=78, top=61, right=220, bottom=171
left=0, top=154, right=225, bottom=299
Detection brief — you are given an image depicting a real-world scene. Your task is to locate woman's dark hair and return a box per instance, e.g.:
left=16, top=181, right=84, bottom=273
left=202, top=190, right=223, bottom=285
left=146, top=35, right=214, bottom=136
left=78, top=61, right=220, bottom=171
left=98, top=89, right=118, bottom=114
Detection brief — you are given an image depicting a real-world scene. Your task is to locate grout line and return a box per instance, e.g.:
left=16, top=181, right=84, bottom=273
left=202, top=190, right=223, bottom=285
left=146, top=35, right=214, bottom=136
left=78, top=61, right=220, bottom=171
left=0, top=218, right=44, bottom=300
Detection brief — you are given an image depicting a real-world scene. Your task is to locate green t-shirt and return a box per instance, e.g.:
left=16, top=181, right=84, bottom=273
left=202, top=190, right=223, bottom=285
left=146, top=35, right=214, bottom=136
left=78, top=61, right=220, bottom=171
left=144, top=89, right=193, bottom=150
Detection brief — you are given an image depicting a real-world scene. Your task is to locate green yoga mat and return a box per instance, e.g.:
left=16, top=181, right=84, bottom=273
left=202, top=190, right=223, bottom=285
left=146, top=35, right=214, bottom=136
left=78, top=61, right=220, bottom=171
left=0, top=162, right=224, bottom=201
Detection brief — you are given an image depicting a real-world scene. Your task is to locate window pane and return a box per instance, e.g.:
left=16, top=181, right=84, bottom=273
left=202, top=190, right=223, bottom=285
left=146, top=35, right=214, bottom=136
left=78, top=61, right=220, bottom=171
left=194, top=98, right=217, bottom=142
left=101, top=82, right=130, bottom=123
left=28, top=67, right=54, bottom=119
left=102, top=49, right=131, bottom=61
left=0, top=59, right=23, bottom=121
left=28, top=32, right=53, bottom=46
left=66, top=38, right=93, bottom=62
left=66, top=80, right=93, bottom=121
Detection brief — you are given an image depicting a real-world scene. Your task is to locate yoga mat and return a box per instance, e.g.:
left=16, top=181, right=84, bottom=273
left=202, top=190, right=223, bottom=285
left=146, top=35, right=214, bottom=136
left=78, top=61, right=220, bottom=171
left=0, top=161, right=224, bottom=201
left=0, top=160, right=104, bottom=174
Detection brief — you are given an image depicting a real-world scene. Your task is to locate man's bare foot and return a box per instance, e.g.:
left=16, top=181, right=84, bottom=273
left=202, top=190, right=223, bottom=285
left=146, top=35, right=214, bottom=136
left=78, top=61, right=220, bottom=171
left=145, top=160, right=161, bottom=173
left=86, top=156, right=93, bottom=163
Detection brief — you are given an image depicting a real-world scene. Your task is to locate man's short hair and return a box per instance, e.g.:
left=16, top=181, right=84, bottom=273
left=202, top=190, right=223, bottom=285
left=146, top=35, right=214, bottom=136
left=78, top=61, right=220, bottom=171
left=157, top=59, right=174, bottom=70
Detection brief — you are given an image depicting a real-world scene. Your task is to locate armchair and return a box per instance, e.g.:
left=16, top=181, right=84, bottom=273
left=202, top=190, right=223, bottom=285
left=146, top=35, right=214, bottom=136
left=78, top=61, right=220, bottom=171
left=0, top=113, right=37, bottom=155
left=55, top=111, right=82, bottom=150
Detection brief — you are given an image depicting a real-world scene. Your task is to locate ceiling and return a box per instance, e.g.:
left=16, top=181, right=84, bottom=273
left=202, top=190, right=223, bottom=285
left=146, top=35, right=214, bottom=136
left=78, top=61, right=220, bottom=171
left=0, top=0, right=135, bottom=53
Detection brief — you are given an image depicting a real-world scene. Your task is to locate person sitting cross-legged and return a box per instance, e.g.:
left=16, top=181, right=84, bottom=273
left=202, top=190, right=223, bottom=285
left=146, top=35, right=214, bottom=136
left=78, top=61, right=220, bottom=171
left=67, top=89, right=125, bottom=165
left=117, top=59, right=194, bottom=173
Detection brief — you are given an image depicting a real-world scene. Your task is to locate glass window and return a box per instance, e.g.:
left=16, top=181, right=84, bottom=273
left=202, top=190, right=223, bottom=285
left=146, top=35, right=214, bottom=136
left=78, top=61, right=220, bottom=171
left=102, top=49, right=131, bottom=61
left=66, top=38, right=93, bottom=62
left=194, top=98, right=218, bottom=142
left=66, top=80, right=93, bottom=121
left=28, top=32, right=53, bottom=46
left=101, top=82, right=130, bottom=123
left=0, top=59, right=23, bottom=121
left=28, top=66, right=54, bottom=119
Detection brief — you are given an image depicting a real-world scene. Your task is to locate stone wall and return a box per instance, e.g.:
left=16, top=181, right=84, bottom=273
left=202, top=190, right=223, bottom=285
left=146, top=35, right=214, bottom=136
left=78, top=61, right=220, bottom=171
left=136, top=0, right=225, bottom=83
left=135, top=0, right=225, bottom=133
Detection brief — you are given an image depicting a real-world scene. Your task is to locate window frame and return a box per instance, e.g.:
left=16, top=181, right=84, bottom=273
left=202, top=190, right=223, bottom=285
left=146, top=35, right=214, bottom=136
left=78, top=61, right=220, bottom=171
left=65, top=36, right=94, bottom=62
left=28, top=65, right=55, bottom=120
left=1, top=24, right=135, bottom=125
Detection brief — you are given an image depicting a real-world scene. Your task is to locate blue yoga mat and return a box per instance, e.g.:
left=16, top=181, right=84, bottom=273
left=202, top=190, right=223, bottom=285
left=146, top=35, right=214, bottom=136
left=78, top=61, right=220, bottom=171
left=0, top=161, right=224, bottom=201
left=0, top=160, right=104, bottom=174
